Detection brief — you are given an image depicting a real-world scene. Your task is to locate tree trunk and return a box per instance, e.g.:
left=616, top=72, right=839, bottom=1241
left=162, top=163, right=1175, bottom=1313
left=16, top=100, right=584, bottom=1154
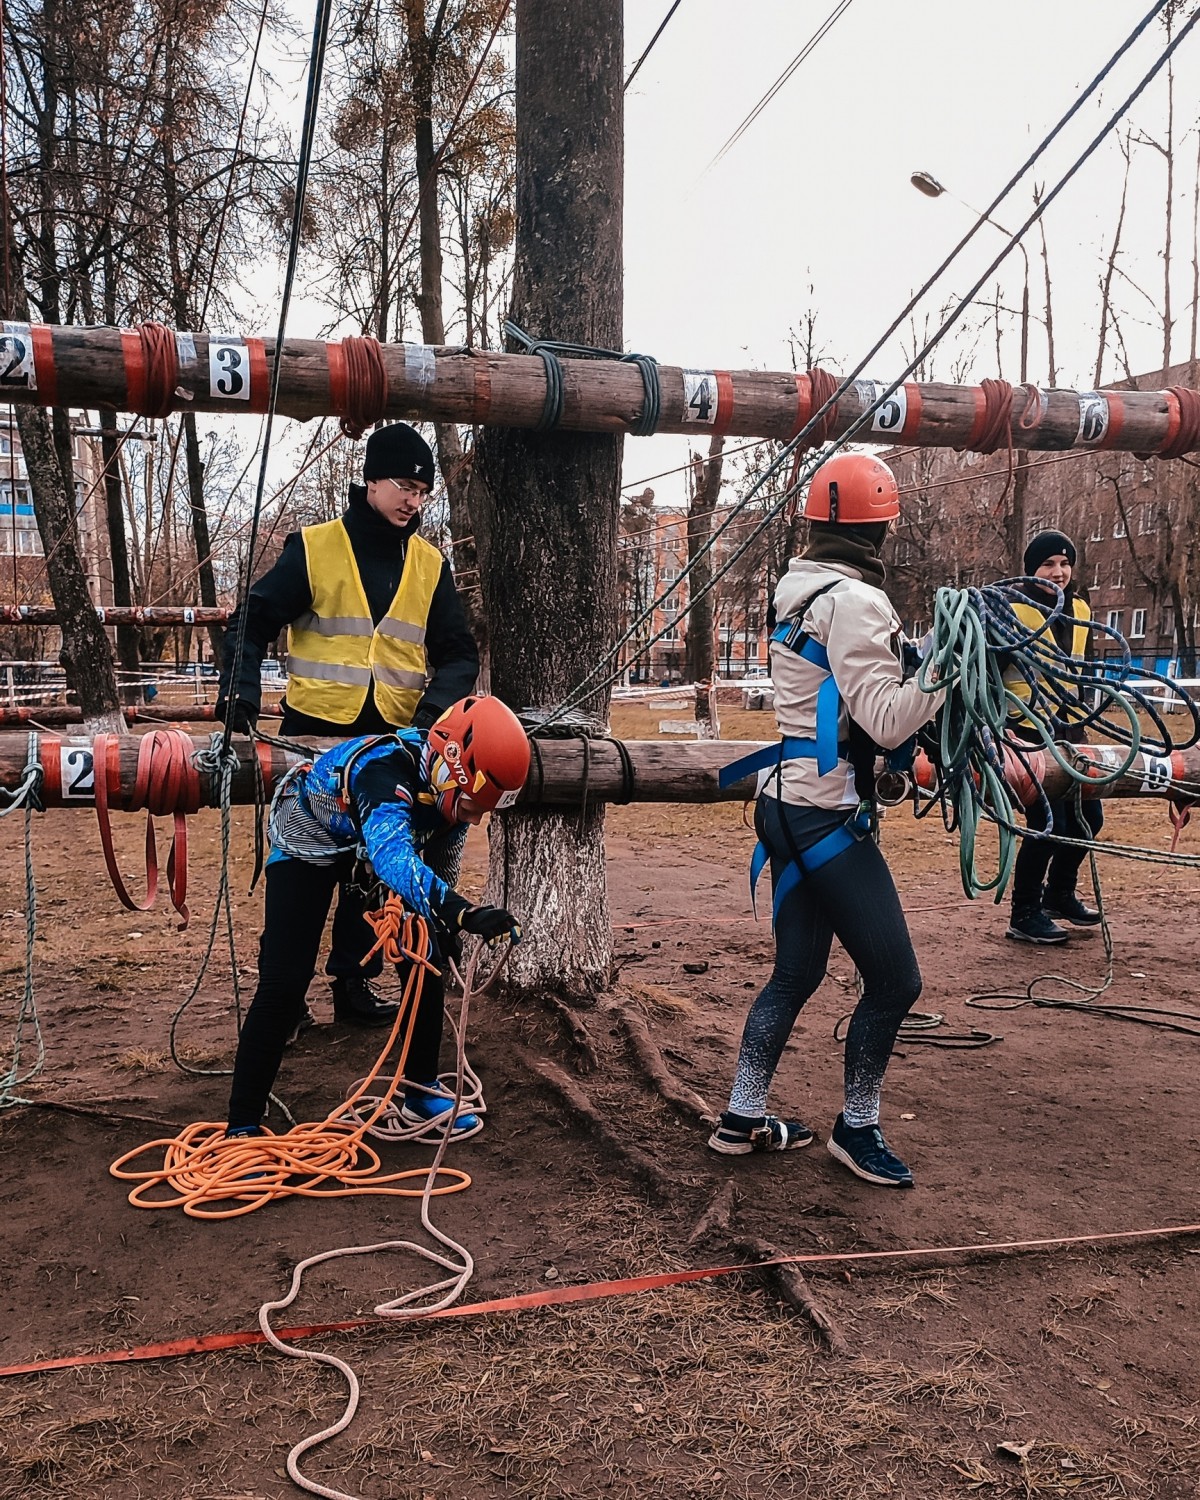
left=686, top=437, right=723, bottom=737
left=180, top=412, right=224, bottom=665
left=404, top=0, right=482, bottom=657
left=98, top=410, right=142, bottom=700
left=14, top=404, right=122, bottom=729
left=473, top=0, right=623, bottom=993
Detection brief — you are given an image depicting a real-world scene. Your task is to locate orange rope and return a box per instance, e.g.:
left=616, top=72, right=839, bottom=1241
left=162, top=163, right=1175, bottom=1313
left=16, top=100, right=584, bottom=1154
left=109, top=917, right=471, bottom=1218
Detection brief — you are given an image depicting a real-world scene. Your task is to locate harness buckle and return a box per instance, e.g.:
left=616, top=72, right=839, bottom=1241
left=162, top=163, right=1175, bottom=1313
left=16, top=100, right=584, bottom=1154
left=748, top=1123, right=775, bottom=1151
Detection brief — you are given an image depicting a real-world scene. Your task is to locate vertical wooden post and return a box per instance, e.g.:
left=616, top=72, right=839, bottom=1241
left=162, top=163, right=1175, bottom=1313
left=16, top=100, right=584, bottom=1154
left=473, top=0, right=623, bottom=993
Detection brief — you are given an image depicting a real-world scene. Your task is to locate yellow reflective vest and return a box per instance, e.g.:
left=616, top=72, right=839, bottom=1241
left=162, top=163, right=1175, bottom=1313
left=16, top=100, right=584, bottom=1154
left=1005, top=594, right=1090, bottom=730
left=286, top=519, right=444, bottom=727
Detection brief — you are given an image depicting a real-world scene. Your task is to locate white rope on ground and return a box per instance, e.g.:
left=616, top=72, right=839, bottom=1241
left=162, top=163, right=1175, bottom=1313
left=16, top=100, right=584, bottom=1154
left=257, top=948, right=490, bottom=1500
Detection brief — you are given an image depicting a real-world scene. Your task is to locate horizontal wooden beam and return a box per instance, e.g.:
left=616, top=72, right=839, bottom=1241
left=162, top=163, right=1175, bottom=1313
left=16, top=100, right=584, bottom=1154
left=0, top=320, right=1193, bottom=453
left=0, top=732, right=1193, bottom=811
left=0, top=605, right=229, bottom=625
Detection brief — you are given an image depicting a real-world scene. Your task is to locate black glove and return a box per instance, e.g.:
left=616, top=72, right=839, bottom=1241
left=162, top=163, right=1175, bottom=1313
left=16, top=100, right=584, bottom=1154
left=458, top=903, right=522, bottom=946
left=217, top=697, right=258, bottom=734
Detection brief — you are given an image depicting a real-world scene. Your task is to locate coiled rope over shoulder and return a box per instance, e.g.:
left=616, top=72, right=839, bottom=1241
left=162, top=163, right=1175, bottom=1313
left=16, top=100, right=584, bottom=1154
left=502, top=319, right=661, bottom=436
left=915, top=581, right=1200, bottom=900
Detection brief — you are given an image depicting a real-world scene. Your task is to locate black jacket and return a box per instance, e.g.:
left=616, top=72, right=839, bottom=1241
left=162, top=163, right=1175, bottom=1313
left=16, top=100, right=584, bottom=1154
left=217, top=484, right=479, bottom=736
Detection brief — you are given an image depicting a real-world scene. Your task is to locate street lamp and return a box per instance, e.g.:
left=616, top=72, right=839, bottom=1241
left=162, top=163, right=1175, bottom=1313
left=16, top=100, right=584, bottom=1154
left=910, top=170, right=1029, bottom=385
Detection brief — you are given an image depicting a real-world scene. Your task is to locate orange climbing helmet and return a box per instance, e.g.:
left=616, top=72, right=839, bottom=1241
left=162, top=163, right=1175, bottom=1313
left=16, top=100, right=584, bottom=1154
left=805, top=453, right=900, bottom=524
left=426, top=695, right=531, bottom=817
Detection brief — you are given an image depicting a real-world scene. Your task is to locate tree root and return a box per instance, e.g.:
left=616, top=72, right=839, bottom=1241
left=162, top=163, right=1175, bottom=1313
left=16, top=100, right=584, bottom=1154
left=520, top=1052, right=673, bottom=1201
left=534, top=989, right=600, bottom=1072
left=689, top=1180, right=849, bottom=1355
left=614, top=999, right=715, bottom=1125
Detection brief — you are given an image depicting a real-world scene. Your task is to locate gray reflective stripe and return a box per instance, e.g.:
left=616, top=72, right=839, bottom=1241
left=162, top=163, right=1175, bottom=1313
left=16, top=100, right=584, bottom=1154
left=288, top=656, right=373, bottom=686
left=376, top=616, right=427, bottom=646
left=294, top=610, right=373, bottom=637
left=373, top=663, right=427, bottom=690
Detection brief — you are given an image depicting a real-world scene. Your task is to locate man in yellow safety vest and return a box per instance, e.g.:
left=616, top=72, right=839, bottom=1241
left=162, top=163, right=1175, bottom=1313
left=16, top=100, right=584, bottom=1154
left=1003, top=528, right=1104, bottom=945
left=217, top=422, right=479, bottom=1025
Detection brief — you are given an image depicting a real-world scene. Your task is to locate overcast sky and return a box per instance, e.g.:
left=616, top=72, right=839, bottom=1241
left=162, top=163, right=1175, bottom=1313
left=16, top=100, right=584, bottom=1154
left=249, top=3, right=1196, bottom=516
left=619, top=0, right=1197, bottom=504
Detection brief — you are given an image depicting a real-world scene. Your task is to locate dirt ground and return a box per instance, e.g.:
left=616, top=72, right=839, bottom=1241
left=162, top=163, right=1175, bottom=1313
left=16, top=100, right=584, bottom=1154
left=0, top=706, right=1198, bottom=1499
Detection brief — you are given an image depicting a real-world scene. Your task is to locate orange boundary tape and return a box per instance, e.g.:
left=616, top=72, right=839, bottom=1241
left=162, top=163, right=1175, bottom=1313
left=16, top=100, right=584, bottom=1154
left=2, top=1219, right=1197, bottom=1381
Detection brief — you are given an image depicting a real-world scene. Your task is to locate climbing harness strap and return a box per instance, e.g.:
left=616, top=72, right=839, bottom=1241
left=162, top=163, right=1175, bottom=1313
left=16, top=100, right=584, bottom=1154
left=750, top=804, right=872, bottom=925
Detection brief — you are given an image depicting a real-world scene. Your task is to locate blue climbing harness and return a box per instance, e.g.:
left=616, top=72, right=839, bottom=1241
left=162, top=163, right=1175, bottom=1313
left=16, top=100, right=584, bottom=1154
left=718, top=583, right=868, bottom=925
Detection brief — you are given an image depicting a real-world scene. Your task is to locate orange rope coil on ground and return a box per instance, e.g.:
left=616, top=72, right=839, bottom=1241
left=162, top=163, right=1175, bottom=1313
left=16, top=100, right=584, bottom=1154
left=109, top=916, right=473, bottom=1218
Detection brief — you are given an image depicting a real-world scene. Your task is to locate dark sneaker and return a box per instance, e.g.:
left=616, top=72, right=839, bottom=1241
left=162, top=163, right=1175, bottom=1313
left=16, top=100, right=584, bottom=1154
left=331, top=976, right=401, bottom=1028
left=827, top=1114, right=914, bottom=1188
left=1006, top=908, right=1069, bottom=944
left=400, top=1085, right=481, bottom=1137
left=707, top=1110, right=815, bottom=1156
left=224, top=1124, right=263, bottom=1139
left=285, top=1003, right=318, bottom=1047
left=1043, top=892, right=1102, bottom=927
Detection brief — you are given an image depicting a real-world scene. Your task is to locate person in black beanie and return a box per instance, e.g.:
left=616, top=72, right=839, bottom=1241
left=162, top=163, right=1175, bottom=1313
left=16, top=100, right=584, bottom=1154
left=217, top=422, right=479, bottom=1025
left=1003, top=528, right=1104, bottom=945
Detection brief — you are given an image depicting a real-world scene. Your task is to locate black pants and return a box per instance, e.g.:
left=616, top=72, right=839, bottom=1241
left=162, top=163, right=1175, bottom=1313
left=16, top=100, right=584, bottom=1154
left=1011, top=795, right=1104, bottom=912
left=326, top=881, right=383, bottom=979
left=226, top=852, right=445, bottom=1129
left=727, top=797, right=922, bottom=1129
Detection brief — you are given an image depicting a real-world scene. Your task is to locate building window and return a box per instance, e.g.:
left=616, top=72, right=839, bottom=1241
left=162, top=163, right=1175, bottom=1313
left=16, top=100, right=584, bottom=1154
left=1131, top=609, right=1146, bottom=638
left=1112, top=557, right=1123, bottom=588
left=1089, top=562, right=1101, bottom=590
left=1105, top=609, right=1123, bottom=632
left=1138, top=504, right=1156, bottom=535
left=1112, top=513, right=1127, bottom=539
left=1027, top=516, right=1043, bottom=537
left=1162, top=607, right=1175, bottom=639
left=1089, top=514, right=1102, bottom=541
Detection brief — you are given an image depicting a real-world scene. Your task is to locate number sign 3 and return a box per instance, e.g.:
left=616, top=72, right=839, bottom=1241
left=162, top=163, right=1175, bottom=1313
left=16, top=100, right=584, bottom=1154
left=209, top=338, right=251, bottom=401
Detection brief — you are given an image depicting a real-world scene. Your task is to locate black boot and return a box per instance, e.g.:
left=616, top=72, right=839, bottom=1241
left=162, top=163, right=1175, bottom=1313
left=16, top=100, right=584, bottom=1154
left=330, top=976, right=400, bottom=1027
left=1043, top=890, right=1102, bottom=926
left=1006, top=905, right=1069, bottom=945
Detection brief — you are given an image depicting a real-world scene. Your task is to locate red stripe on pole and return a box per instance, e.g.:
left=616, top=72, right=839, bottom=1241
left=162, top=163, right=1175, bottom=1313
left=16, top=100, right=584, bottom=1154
left=246, top=338, right=270, bottom=414
left=120, top=330, right=146, bottom=414
left=712, top=371, right=735, bottom=436
left=30, top=324, right=58, bottom=407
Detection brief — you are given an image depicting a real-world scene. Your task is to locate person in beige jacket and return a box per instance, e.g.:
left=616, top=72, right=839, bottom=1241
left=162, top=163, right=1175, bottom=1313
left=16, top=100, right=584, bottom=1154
left=709, top=453, right=944, bottom=1187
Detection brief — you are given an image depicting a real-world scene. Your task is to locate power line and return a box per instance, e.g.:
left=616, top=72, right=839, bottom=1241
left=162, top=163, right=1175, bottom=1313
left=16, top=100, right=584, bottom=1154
left=625, top=0, right=686, bottom=92
left=704, top=0, right=855, bottom=173
left=221, top=0, right=334, bottom=755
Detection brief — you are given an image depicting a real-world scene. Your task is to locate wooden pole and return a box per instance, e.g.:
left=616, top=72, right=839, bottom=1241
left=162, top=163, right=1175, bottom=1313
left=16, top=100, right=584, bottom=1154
left=0, top=605, right=229, bottom=625
left=0, top=320, right=1197, bottom=454
left=1, top=733, right=1195, bottom=811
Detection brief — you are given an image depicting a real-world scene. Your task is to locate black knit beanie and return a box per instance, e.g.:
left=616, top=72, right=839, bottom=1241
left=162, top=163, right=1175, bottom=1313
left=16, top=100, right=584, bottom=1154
left=1023, top=529, right=1076, bottom=574
left=363, top=423, right=436, bottom=488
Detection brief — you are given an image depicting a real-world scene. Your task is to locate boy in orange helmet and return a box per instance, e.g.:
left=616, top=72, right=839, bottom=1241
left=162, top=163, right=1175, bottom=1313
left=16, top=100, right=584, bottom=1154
left=225, top=695, right=528, bottom=1137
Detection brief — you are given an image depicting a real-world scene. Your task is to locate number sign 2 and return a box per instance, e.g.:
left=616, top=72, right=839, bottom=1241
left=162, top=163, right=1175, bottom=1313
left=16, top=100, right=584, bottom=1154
left=0, top=322, right=37, bottom=390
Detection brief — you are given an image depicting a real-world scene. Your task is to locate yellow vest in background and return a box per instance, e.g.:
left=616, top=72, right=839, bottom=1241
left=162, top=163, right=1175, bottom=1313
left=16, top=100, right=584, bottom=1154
left=1005, top=594, right=1091, bottom=727
left=286, top=519, right=444, bottom=726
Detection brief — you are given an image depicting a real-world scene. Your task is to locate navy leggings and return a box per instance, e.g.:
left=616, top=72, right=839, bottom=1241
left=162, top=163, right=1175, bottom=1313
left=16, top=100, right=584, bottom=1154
left=227, top=852, right=445, bottom=1129
left=727, top=797, right=922, bottom=1128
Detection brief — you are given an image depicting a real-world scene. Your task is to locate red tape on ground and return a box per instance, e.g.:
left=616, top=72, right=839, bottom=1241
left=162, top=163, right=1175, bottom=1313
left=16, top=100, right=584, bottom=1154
left=2, top=1220, right=1197, bottom=1380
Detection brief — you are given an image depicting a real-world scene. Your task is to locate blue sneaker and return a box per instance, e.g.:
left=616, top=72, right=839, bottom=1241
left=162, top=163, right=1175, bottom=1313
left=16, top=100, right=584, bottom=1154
left=827, top=1114, right=914, bottom=1188
left=400, top=1085, right=480, bottom=1136
left=224, top=1124, right=263, bottom=1139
